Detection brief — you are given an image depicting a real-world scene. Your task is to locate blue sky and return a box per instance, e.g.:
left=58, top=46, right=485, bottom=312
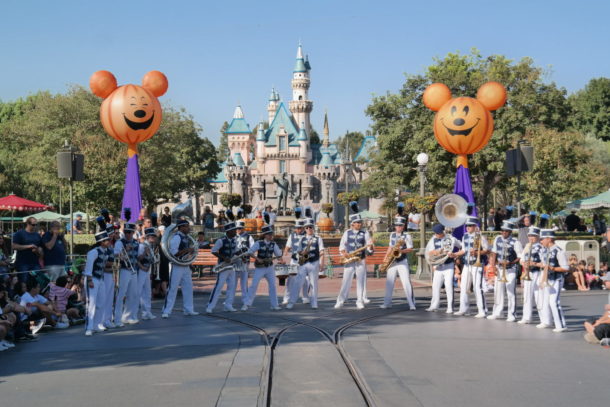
left=1, top=0, right=608, bottom=145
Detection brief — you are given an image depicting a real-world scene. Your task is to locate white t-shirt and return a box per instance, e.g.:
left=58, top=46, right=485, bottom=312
left=20, top=291, right=48, bottom=320
left=408, top=213, right=421, bottom=230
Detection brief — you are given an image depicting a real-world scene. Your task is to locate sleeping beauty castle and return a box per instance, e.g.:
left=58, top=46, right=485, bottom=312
left=209, top=44, right=381, bottom=225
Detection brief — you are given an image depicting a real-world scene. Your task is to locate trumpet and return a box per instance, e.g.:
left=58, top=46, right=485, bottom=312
left=118, top=243, right=137, bottom=275
left=473, top=232, right=482, bottom=268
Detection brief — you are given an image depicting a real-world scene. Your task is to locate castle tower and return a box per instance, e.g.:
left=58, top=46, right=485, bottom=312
left=256, top=121, right=266, bottom=164
left=226, top=105, right=252, bottom=166
left=289, top=44, right=313, bottom=136
left=267, top=87, right=279, bottom=124
left=314, top=111, right=338, bottom=211
left=322, top=110, right=330, bottom=148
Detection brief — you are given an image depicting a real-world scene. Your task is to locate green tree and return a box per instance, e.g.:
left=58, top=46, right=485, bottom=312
left=217, top=121, right=229, bottom=161
left=310, top=128, right=321, bottom=145
left=0, top=87, right=219, bottom=214
left=520, top=126, right=609, bottom=213
left=335, top=131, right=365, bottom=160
left=569, top=77, right=610, bottom=141
left=364, top=49, right=573, bottom=210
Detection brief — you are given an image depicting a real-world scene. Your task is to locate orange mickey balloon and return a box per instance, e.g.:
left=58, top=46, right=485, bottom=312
left=424, top=82, right=506, bottom=168
left=90, top=70, right=168, bottom=157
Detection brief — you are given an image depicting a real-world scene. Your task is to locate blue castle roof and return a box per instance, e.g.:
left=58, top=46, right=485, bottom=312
left=264, top=102, right=300, bottom=147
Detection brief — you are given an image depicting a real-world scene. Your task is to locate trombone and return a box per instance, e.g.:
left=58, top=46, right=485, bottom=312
left=499, top=240, right=509, bottom=283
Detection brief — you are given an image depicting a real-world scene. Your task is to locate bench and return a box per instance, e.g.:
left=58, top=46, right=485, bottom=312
left=325, top=246, right=389, bottom=278
left=191, top=249, right=217, bottom=278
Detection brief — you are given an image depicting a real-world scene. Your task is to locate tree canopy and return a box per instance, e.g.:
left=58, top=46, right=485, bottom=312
left=569, top=77, right=610, bottom=141
left=362, top=49, right=610, bottom=214
left=0, top=87, right=220, bottom=214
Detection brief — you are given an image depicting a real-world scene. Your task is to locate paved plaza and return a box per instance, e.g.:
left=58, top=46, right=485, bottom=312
left=1, top=282, right=608, bottom=407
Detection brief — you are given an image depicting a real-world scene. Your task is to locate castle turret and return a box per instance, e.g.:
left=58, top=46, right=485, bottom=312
left=256, top=121, right=266, bottom=163
left=289, top=43, right=313, bottom=136
left=298, top=122, right=308, bottom=162
left=225, top=105, right=252, bottom=166
left=267, top=87, right=279, bottom=124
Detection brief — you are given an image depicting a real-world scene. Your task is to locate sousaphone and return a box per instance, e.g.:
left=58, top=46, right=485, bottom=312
left=160, top=200, right=198, bottom=266
left=425, top=194, right=468, bottom=265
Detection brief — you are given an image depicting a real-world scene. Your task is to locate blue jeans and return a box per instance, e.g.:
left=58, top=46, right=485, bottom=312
left=16, top=264, right=41, bottom=283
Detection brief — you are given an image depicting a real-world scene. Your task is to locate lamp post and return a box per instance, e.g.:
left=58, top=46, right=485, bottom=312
left=416, top=152, right=429, bottom=279
left=226, top=155, right=236, bottom=195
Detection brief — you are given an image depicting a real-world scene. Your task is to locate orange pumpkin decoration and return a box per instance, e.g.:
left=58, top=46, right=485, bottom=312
left=423, top=81, right=506, bottom=168
left=90, top=70, right=168, bottom=157
left=317, top=217, right=335, bottom=233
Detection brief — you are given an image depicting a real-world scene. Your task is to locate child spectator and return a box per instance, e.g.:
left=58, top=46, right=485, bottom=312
left=573, top=260, right=588, bottom=291
left=49, top=276, right=81, bottom=324
left=20, top=279, right=68, bottom=331
left=585, top=263, right=602, bottom=289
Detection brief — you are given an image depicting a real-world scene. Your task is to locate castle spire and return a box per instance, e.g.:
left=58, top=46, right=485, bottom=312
left=323, top=110, right=330, bottom=148
left=233, top=105, right=244, bottom=119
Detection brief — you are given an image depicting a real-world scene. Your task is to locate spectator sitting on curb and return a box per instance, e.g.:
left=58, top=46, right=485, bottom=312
left=48, top=276, right=82, bottom=324
left=584, top=303, right=610, bottom=347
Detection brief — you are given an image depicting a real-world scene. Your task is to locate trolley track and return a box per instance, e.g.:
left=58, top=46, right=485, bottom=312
left=205, top=305, right=409, bottom=407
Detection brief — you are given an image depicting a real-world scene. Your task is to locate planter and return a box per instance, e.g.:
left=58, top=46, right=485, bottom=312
left=317, top=217, right=334, bottom=232
left=243, top=218, right=258, bottom=234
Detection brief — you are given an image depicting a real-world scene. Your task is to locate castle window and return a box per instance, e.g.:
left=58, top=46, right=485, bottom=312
left=279, top=160, right=286, bottom=174
left=279, top=135, right=286, bottom=151
left=298, top=95, right=303, bottom=100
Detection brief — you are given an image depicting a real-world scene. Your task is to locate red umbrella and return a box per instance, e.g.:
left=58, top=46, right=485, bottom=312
left=0, top=194, right=50, bottom=233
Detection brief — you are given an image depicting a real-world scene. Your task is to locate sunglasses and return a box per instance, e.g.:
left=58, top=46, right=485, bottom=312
left=28, top=222, right=38, bottom=226
left=305, top=226, right=314, bottom=229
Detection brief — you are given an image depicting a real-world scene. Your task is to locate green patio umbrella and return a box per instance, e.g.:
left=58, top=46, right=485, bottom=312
left=567, top=189, right=610, bottom=210
left=22, top=210, right=68, bottom=223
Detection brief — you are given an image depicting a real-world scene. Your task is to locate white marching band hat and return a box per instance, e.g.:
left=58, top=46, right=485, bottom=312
left=349, top=201, right=362, bottom=224
left=394, top=216, right=406, bottom=226
left=236, top=220, right=246, bottom=229
left=465, top=216, right=479, bottom=226
left=527, top=226, right=541, bottom=236
left=540, top=229, right=556, bottom=238
left=304, top=218, right=315, bottom=227
left=501, top=220, right=516, bottom=231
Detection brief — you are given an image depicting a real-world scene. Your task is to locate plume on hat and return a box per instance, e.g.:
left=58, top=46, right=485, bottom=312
left=226, top=209, right=235, bottom=221
left=151, top=212, right=158, bottom=227
left=396, top=202, right=405, bottom=216
left=304, top=207, right=312, bottom=218
left=349, top=201, right=359, bottom=214
left=236, top=207, right=244, bottom=219
left=96, top=216, right=106, bottom=232
left=294, top=207, right=302, bottom=219
left=263, top=211, right=271, bottom=225
left=539, top=213, right=549, bottom=228
left=124, top=207, right=132, bottom=222
left=101, top=208, right=110, bottom=224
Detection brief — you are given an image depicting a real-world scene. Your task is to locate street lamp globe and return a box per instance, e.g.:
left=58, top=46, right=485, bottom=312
left=416, top=152, right=429, bottom=166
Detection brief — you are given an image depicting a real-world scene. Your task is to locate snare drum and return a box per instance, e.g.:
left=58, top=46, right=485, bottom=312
left=274, top=264, right=289, bottom=279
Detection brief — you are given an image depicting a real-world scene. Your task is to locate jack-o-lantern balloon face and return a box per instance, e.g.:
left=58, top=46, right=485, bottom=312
left=90, top=70, right=168, bottom=157
left=423, top=81, right=506, bottom=168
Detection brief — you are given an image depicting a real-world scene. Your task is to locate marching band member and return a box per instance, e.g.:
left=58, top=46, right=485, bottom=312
left=538, top=229, right=568, bottom=332
left=161, top=219, right=199, bottom=318
left=242, top=225, right=283, bottom=311
left=282, top=215, right=305, bottom=305
left=113, top=219, right=140, bottom=326
left=487, top=221, right=523, bottom=322
left=454, top=217, right=489, bottom=317
left=381, top=213, right=416, bottom=310
left=335, top=202, right=374, bottom=310
left=228, top=220, right=255, bottom=308
left=288, top=218, right=324, bottom=309
left=207, top=222, right=239, bottom=313
left=136, top=227, right=158, bottom=320
left=101, top=224, right=118, bottom=329
left=518, top=226, right=543, bottom=324
left=426, top=224, right=461, bottom=314
left=83, top=231, right=112, bottom=336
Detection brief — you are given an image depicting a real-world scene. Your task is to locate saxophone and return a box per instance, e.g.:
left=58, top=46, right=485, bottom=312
left=298, top=236, right=315, bottom=266
left=379, top=236, right=406, bottom=274
left=539, top=247, right=551, bottom=288
left=341, top=246, right=370, bottom=265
